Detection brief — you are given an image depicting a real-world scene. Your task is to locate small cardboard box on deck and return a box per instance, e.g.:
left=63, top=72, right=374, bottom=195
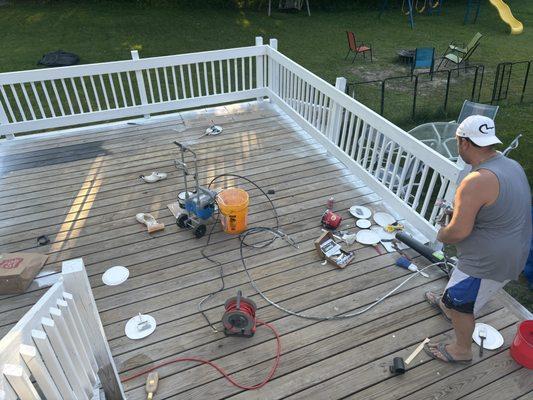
left=0, top=252, right=48, bottom=294
left=314, top=231, right=355, bottom=269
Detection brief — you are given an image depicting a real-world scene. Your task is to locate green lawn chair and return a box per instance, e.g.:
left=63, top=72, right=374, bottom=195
left=437, top=32, right=482, bottom=72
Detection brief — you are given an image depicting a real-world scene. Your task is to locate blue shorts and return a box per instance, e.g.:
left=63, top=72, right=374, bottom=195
left=442, top=268, right=507, bottom=316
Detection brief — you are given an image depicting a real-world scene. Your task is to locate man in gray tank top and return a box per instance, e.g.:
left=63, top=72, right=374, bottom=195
left=424, top=115, right=531, bottom=363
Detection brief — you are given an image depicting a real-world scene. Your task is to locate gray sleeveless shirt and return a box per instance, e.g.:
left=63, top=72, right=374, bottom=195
left=456, top=153, right=532, bottom=282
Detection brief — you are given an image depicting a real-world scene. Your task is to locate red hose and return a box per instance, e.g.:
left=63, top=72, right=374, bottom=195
left=120, top=320, right=281, bottom=391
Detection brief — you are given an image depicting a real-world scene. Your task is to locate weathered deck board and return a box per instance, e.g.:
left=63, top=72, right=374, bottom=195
left=0, top=102, right=526, bottom=400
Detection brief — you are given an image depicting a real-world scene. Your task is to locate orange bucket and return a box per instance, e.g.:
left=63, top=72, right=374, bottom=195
left=217, top=188, right=249, bottom=234
left=510, top=320, right=533, bottom=369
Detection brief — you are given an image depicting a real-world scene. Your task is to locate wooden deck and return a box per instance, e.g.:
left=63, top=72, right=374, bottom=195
left=0, top=101, right=531, bottom=399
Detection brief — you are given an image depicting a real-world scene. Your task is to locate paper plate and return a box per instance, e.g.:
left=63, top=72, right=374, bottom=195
left=356, top=219, right=371, bottom=229
left=102, top=266, right=129, bottom=286
left=125, top=314, right=157, bottom=340
left=349, top=205, right=372, bottom=219
left=356, top=230, right=380, bottom=245
left=370, top=226, right=396, bottom=240
left=472, top=323, right=504, bottom=350
left=373, top=212, right=396, bottom=228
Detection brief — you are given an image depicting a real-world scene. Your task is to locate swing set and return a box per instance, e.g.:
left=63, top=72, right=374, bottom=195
left=380, top=0, right=443, bottom=28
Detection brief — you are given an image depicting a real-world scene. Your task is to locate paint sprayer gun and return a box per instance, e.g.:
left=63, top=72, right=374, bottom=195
left=434, top=199, right=453, bottom=226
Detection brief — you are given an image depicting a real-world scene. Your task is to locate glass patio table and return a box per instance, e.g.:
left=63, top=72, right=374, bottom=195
left=408, top=121, right=460, bottom=161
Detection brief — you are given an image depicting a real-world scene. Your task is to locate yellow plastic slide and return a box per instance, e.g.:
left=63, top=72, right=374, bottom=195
left=489, top=0, right=524, bottom=35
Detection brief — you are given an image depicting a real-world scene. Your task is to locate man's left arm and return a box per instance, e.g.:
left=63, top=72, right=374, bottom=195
left=437, top=172, right=489, bottom=244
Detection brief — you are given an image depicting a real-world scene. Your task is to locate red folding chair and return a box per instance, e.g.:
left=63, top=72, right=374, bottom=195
left=345, top=31, right=373, bottom=63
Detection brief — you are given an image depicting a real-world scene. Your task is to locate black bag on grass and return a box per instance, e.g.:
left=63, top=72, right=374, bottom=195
left=38, top=50, right=79, bottom=67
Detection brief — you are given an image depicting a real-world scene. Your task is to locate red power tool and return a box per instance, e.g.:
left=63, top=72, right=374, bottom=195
left=321, top=210, right=342, bottom=230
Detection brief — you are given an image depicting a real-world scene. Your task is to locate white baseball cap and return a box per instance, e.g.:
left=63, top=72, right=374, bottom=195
left=456, top=115, right=502, bottom=147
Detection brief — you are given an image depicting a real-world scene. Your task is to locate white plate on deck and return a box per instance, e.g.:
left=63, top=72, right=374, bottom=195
left=125, top=314, right=157, bottom=340
left=102, top=266, right=129, bottom=286
left=349, top=205, right=372, bottom=219
left=356, top=219, right=372, bottom=229
left=370, top=226, right=396, bottom=240
left=472, top=323, right=504, bottom=350
left=356, top=230, right=380, bottom=245
left=373, top=212, right=396, bottom=228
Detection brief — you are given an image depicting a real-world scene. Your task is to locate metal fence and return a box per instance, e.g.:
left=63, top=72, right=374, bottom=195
left=347, top=65, right=484, bottom=121
left=491, top=60, right=532, bottom=104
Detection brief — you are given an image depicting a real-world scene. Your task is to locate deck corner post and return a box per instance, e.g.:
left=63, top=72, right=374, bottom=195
left=326, top=77, right=347, bottom=144
left=130, top=50, right=150, bottom=120
left=61, top=258, right=125, bottom=400
left=268, top=38, right=280, bottom=102
left=255, top=37, right=265, bottom=102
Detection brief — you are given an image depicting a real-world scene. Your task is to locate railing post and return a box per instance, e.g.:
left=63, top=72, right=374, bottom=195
left=62, top=259, right=125, bottom=400
left=0, top=106, right=14, bottom=140
left=255, top=37, right=264, bottom=102
left=326, top=77, right=347, bottom=144
left=268, top=39, right=279, bottom=98
left=130, top=50, right=150, bottom=119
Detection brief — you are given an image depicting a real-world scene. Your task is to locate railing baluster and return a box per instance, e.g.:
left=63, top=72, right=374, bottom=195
left=349, top=116, right=361, bottom=158
left=355, top=122, right=367, bottom=163
left=163, top=67, right=170, bottom=101
left=172, top=66, right=179, bottom=100
left=98, top=75, right=110, bottom=110
left=179, top=65, right=186, bottom=98
left=126, top=71, right=135, bottom=105
left=421, top=169, right=439, bottom=217
left=20, top=83, right=36, bottom=120
left=10, top=84, right=28, bottom=121
left=241, top=57, right=245, bottom=91
left=29, top=82, right=45, bottom=118
left=233, top=59, right=238, bottom=92
left=320, top=96, right=329, bottom=133
left=311, top=86, right=319, bottom=126
left=403, top=159, right=422, bottom=205
left=412, top=164, right=430, bottom=210
left=249, top=57, right=253, bottom=89
left=20, top=345, right=63, bottom=400
left=146, top=69, right=155, bottom=103
left=391, top=149, right=408, bottom=191
left=372, top=133, right=388, bottom=177
left=211, top=61, right=217, bottom=95
left=60, top=79, right=74, bottom=114
left=69, top=78, right=84, bottom=113
left=108, top=74, right=118, bottom=109
left=361, top=126, right=374, bottom=168
left=0, top=85, right=16, bottom=122
left=203, top=62, right=209, bottom=96
left=3, top=364, right=41, bottom=400
left=89, top=76, right=101, bottom=111
left=50, top=80, right=65, bottom=116
left=430, top=176, right=448, bottom=222
left=196, top=63, right=202, bottom=96
left=187, top=64, right=195, bottom=97
left=226, top=59, right=232, bottom=92
left=79, top=77, right=93, bottom=112
left=40, top=81, right=57, bottom=117
left=32, top=330, right=75, bottom=399
left=219, top=60, right=224, bottom=94
left=154, top=68, right=162, bottom=102
left=338, top=109, right=351, bottom=150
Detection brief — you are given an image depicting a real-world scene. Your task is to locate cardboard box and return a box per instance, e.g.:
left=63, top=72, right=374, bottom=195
left=314, top=231, right=355, bottom=269
left=0, top=252, right=48, bottom=294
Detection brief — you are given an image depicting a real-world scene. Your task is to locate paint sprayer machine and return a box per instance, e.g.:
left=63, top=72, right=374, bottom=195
left=174, top=141, right=217, bottom=238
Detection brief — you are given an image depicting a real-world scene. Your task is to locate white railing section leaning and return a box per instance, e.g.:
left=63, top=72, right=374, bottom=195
left=264, top=40, right=462, bottom=241
left=0, top=258, right=124, bottom=400
left=0, top=39, right=268, bottom=137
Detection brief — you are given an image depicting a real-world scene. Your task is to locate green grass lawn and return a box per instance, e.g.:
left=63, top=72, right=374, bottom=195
left=1, top=0, right=531, bottom=308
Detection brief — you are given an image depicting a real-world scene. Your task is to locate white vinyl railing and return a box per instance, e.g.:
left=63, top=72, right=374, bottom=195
left=0, top=40, right=267, bottom=137
left=264, top=41, right=462, bottom=241
left=0, top=259, right=124, bottom=400
left=0, top=37, right=461, bottom=240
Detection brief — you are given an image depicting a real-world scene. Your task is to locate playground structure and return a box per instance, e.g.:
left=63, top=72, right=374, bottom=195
left=380, top=0, right=523, bottom=34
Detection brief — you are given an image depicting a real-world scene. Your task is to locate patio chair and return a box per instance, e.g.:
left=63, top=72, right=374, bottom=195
left=457, top=100, right=499, bottom=123
left=345, top=31, right=373, bottom=63
left=411, top=47, right=435, bottom=79
left=437, top=32, right=482, bottom=72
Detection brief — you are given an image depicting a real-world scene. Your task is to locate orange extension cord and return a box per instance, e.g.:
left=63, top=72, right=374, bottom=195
left=120, top=320, right=281, bottom=391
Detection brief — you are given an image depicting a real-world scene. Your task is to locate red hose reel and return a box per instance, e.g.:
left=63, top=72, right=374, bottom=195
left=222, top=290, right=257, bottom=337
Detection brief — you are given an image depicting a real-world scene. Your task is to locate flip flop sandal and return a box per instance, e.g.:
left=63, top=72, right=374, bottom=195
left=136, top=213, right=165, bottom=233
left=424, top=291, right=452, bottom=323
left=140, top=171, right=167, bottom=183
left=424, top=343, right=472, bottom=364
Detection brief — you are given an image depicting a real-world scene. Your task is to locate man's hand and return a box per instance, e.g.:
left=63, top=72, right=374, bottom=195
left=437, top=169, right=499, bottom=244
